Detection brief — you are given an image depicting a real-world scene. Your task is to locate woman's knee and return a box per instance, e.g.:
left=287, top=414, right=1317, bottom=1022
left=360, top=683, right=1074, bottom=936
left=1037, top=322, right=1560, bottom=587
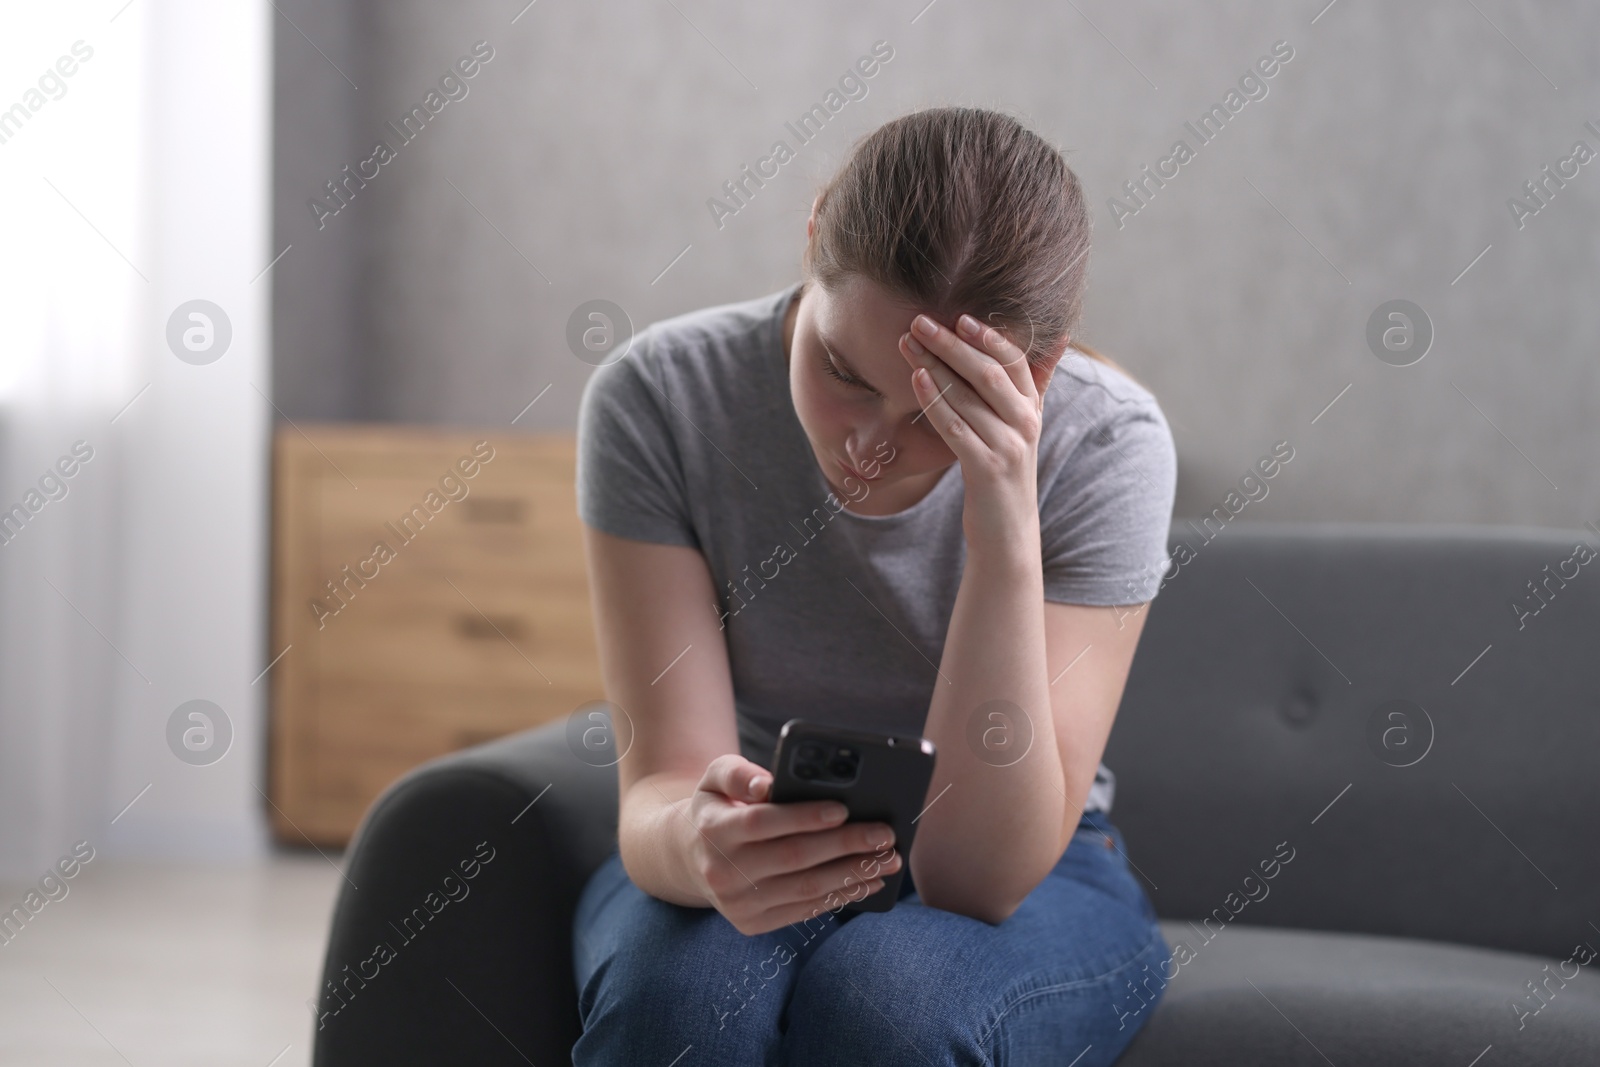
left=1098, top=925, right=1173, bottom=1044
left=982, top=927, right=1173, bottom=1066
left=575, top=890, right=813, bottom=1062
left=784, top=904, right=993, bottom=1063
left=583, top=900, right=739, bottom=1016
left=782, top=894, right=1170, bottom=1065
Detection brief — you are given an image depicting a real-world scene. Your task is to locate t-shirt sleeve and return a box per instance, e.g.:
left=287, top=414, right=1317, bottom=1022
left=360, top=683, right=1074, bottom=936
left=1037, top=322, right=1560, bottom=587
left=1039, top=400, right=1177, bottom=606
left=574, top=339, right=700, bottom=550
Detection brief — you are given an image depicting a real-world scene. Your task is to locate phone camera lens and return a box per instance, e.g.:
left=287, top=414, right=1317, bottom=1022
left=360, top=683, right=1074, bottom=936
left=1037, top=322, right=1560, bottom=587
left=795, top=763, right=819, bottom=781
left=798, top=743, right=826, bottom=762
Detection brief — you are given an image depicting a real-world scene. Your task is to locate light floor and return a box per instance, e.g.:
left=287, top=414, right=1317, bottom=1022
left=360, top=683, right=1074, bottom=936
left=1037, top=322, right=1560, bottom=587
left=0, top=850, right=343, bottom=1066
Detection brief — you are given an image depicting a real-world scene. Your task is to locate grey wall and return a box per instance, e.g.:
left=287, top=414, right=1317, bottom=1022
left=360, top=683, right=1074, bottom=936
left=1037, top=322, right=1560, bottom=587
left=272, top=0, right=1600, bottom=527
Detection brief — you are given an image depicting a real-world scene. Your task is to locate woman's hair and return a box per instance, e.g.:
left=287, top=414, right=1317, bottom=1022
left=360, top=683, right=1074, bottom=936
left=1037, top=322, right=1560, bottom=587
left=801, top=106, right=1134, bottom=383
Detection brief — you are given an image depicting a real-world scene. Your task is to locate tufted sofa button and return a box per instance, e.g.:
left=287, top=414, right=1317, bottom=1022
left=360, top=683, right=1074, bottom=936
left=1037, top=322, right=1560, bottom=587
left=1279, top=690, right=1317, bottom=727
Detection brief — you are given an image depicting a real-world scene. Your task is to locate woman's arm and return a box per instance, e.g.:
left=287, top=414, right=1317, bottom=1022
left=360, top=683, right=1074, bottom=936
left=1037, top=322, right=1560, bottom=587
left=896, top=312, right=1147, bottom=923
left=914, top=532, right=1063, bottom=923
left=918, top=578, right=1152, bottom=923
left=581, top=524, right=739, bottom=906
left=582, top=524, right=903, bottom=928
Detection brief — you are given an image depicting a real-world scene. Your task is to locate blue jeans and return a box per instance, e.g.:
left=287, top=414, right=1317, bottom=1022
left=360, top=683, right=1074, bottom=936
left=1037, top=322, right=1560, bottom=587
left=571, top=810, right=1170, bottom=1066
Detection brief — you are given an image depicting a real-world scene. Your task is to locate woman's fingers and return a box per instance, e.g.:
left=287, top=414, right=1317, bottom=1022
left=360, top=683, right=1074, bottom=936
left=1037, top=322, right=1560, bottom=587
left=738, top=817, right=896, bottom=881
left=979, top=313, right=1053, bottom=416
left=902, top=335, right=1009, bottom=453
left=906, top=312, right=1039, bottom=422
left=968, top=312, right=1041, bottom=400
left=776, top=879, right=887, bottom=927
left=737, top=876, right=889, bottom=935
left=748, top=848, right=901, bottom=914
left=739, top=795, right=850, bottom=843
left=699, top=753, right=770, bottom=804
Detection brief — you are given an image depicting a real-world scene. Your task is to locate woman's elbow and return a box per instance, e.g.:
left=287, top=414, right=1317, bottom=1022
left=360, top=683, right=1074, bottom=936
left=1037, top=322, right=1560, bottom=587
left=914, top=880, right=1023, bottom=925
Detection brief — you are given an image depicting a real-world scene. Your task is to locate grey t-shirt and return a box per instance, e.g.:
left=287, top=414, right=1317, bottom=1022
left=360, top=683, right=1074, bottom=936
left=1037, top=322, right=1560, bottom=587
left=575, top=282, right=1177, bottom=814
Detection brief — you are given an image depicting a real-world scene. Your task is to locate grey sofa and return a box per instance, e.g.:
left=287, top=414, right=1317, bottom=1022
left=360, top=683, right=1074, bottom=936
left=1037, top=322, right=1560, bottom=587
left=310, top=521, right=1600, bottom=1065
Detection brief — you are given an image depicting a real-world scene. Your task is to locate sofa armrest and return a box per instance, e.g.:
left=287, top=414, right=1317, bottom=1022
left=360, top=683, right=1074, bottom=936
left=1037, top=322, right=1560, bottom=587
left=312, top=718, right=619, bottom=1066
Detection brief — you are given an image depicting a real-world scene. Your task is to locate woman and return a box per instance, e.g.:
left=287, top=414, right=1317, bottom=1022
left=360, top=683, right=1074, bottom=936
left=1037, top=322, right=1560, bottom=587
left=572, top=106, right=1176, bottom=1066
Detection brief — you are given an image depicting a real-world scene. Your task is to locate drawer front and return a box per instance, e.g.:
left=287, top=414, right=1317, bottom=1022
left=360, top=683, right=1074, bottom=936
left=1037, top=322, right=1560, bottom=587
left=299, top=679, right=595, bottom=811
left=308, top=574, right=600, bottom=690
left=309, top=469, right=582, bottom=587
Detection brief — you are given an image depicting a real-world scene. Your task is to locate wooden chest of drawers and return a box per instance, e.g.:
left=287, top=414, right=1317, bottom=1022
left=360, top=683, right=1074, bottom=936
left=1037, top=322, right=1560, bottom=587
left=267, top=424, right=599, bottom=845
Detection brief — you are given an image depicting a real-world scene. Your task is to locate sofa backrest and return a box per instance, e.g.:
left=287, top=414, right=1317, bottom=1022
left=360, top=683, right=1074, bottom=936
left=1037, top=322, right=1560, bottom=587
left=1105, top=520, right=1600, bottom=959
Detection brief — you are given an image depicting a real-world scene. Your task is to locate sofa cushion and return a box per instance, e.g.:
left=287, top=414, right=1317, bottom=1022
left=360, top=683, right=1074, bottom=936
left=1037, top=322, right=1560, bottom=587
left=1118, top=922, right=1600, bottom=1066
left=1107, top=522, right=1600, bottom=958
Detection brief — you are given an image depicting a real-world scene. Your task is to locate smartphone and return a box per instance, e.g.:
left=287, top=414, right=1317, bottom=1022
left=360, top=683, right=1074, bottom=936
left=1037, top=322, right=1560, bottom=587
left=767, top=718, right=937, bottom=913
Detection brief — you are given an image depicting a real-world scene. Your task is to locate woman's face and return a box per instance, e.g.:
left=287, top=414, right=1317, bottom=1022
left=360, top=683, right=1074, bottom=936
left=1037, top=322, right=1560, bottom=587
left=785, top=273, right=957, bottom=512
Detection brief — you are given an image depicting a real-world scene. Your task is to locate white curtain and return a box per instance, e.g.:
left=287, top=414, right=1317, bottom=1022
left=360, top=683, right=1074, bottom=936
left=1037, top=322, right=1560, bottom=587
left=0, top=1, right=272, bottom=877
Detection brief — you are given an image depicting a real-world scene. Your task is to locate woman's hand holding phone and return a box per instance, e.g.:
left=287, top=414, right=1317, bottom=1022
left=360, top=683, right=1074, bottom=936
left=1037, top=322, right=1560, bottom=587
left=684, top=754, right=901, bottom=936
